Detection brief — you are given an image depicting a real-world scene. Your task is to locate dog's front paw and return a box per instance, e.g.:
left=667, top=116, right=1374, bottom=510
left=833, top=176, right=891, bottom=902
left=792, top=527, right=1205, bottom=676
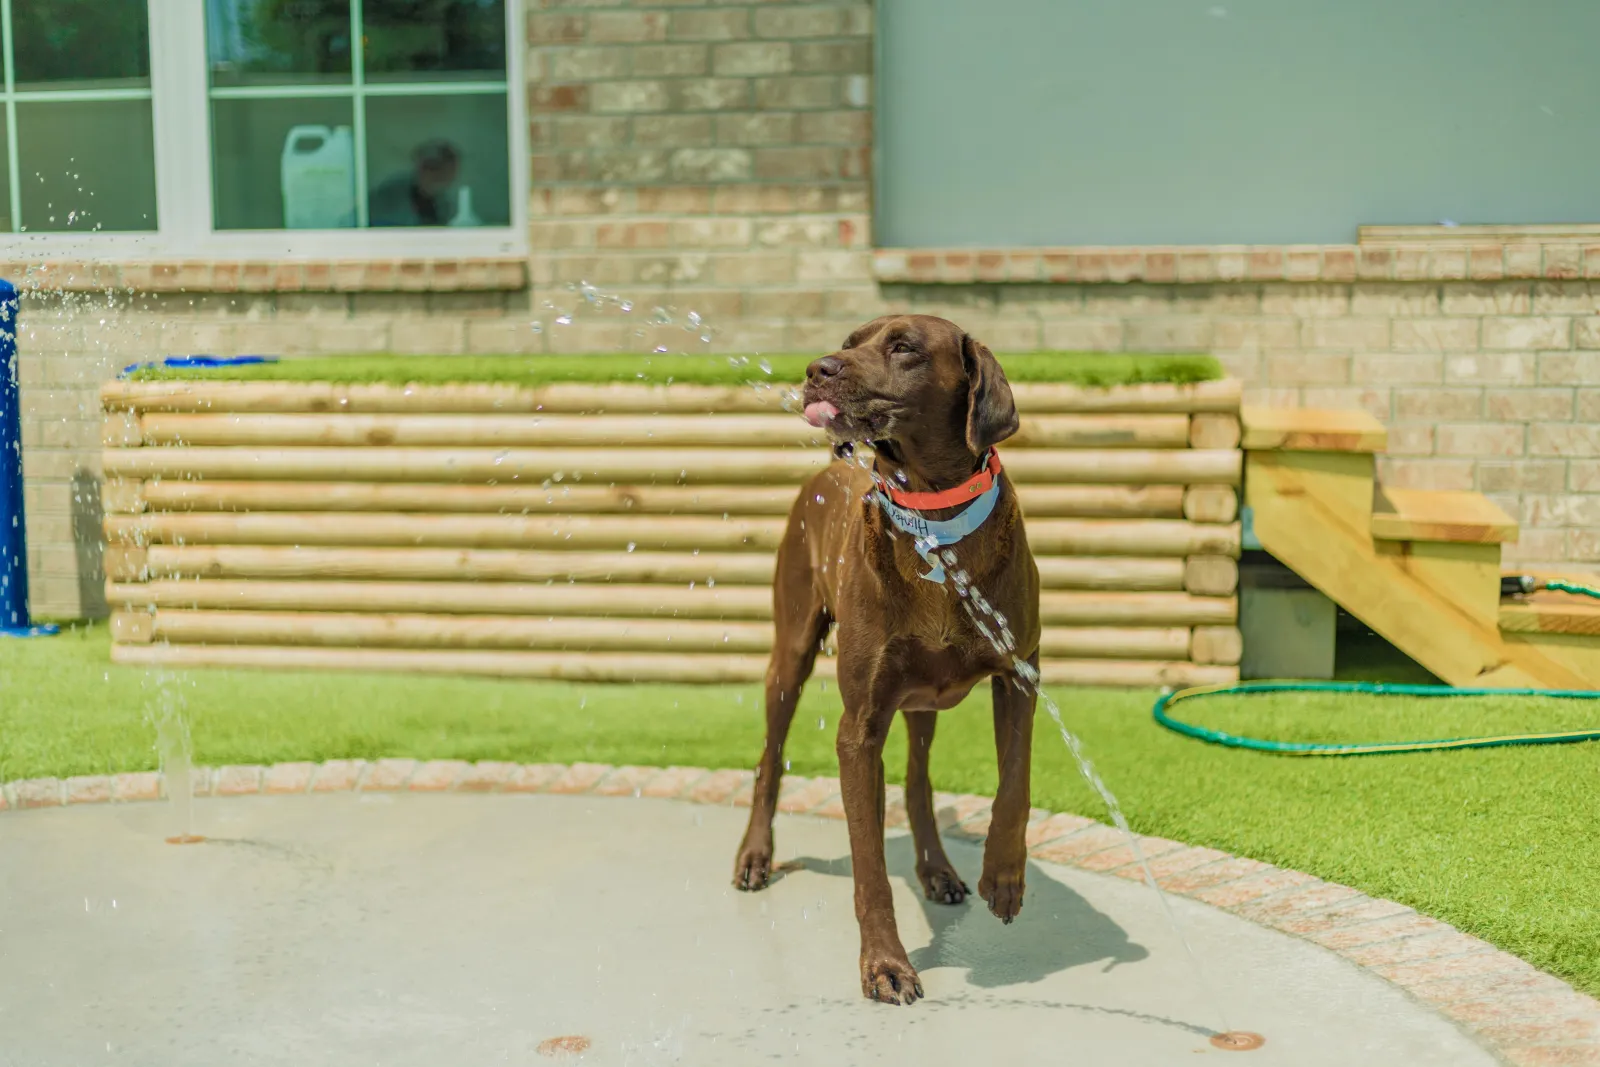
left=978, top=865, right=1025, bottom=924
left=732, top=837, right=774, bottom=892
left=860, top=950, right=923, bottom=1005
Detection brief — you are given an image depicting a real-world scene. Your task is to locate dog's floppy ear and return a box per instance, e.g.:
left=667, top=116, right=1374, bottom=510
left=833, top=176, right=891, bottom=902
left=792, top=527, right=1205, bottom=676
left=962, top=333, right=1019, bottom=453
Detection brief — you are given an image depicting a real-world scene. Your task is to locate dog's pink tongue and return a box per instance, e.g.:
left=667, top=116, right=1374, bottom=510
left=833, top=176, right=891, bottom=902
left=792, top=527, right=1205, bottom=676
left=803, top=401, right=839, bottom=428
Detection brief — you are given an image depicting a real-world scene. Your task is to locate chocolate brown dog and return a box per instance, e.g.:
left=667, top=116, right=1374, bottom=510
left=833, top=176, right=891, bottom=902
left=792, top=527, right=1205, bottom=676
left=732, top=315, right=1041, bottom=1005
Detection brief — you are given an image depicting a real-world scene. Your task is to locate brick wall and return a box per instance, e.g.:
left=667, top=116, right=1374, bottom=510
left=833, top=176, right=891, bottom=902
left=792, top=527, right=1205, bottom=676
left=869, top=278, right=1600, bottom=574
left=524, top=0, right=877, bottom=353
left=9, top=0, right=1599, bottom=621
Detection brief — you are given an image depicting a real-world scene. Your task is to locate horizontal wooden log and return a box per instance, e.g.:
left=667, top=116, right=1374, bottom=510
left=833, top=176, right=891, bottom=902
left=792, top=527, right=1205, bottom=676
left=1037, top=659, right=1239, bottom=688
left=1034, top=557, right=1183, bottom=591
left=102, top=446, right=1239, bottom=487
left=106, top=512, right=784, bottom=552
left=112, top=608, right=1191, bottom=661
left=125, top=545, right=779, bottom=585
left=101, top=381, right=796, bottom=416
left=107, top=579, right=776, bottom=619
left=1190, top=625, right=1244, bottom=666
left=1183, top=556, right=1240, bottom=597
left=101, top=479, right=147, bottom=515
left=107, top=479, right=1188, bottom=520
left=109, top=642, right=1237, bottom=688
left=102, top=447, right=832, bottom=485
left=110, top=547, right=1197, bottom=595
left=107, top=511, right=1234, bottom=559
left=1019, top=485, right=1184, bottom=518
left=1188, top=413, right=1242, bottom=450
left=1014, top=380, right=1241, bottom=414
left=1027, top=520, right=1239, bottom=558
left=1041, top=627, right=1191, bottom=659
left=102, top=378, right=1241, bottom=416
left=1001, top=450, right=1240, bottom=486
left=132, top=412, right=1192, bottom=451
left=106, top=577, right=1207, bottom=626
left=1038, top=591, right=1237, bottom=625
left=103, top=412, right=141, bottom=448
left=112, top=641, right=781, bottom=684
left=138, top=413, right=829, bottom=449
left=115, top=609, right=776, bottom=653
left=1182, top=485, right=1239, bottom=524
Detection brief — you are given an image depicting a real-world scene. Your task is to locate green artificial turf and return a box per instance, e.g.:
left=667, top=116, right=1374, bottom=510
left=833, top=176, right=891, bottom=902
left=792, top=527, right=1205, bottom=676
left=126, top=351, right=1223, bottom=388
left=3, top=623, right=1598, bottom=996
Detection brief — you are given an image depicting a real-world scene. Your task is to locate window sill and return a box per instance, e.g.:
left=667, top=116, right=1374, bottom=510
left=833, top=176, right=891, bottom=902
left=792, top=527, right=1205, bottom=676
left=873, top=241, right=1600, bottom=285
left=5, top=257, right=528, bottom=294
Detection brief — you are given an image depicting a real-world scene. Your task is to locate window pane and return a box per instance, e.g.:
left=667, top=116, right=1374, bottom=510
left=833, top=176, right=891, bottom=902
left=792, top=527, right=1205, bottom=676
left=0, top=113, right=10, bottom=233
left=365, top=94, right=509, bottom=227
left=363, top=0, right=506, bottom=82
left=11, top=0, right=150, bottom=90
left=212, top=98, right=357, bottom=229
left=15, top=101, right=157, bottom=232
left=206, top=0, right=353, bottom=87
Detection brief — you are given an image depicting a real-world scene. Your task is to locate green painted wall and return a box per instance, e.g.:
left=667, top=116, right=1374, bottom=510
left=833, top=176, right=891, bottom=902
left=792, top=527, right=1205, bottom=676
left=876, top=0, right=1600, bottom=247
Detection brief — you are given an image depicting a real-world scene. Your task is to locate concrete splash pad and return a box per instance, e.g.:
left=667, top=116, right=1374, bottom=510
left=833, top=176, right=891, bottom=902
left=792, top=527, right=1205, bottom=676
left=0, top=793, right=1494, bottom=1066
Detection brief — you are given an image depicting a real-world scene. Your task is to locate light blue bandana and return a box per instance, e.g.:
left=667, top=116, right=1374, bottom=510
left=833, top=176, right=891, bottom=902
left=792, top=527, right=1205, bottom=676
left=871, top=477, right=1003, bottom=584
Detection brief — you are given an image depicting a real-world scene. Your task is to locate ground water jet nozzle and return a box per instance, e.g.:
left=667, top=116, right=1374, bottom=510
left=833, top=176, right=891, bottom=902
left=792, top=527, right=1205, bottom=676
left=1210, top=1031, right=1266, bottom=1051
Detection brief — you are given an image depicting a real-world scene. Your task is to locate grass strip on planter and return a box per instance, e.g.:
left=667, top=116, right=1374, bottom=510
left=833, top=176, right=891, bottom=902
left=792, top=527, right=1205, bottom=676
left=127, top=351, right=1223, bottom=388
left=5, top=623, right=1598, bottom=999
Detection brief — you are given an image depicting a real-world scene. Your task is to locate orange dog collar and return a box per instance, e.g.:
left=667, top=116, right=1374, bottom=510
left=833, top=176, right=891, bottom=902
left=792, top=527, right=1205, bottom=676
left=884, top=449, right=1002, bottom=510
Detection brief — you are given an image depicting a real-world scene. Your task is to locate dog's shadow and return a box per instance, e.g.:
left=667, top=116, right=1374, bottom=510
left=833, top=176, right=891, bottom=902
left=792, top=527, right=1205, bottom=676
left=785, top=824, right=1148, bottom=990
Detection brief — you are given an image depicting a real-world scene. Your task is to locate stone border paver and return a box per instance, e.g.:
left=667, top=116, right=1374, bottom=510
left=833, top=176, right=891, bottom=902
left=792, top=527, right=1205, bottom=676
left=5, top=761, right=1596, bottom=1063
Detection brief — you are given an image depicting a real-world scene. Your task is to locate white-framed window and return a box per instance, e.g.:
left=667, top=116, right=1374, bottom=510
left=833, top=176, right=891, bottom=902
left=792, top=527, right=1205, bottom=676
left=0, top=0, right=525, bottom=260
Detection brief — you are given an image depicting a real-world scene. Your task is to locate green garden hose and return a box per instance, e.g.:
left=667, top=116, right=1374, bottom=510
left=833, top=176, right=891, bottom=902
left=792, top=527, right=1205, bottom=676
left=1153, top=577, right=1600, bottom=756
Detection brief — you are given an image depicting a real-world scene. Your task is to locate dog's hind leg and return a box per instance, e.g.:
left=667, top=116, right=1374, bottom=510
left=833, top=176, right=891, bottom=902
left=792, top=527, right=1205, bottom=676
left=903, top=711, right=970, bottom=905
left=733, top=532, right=829, bottom=892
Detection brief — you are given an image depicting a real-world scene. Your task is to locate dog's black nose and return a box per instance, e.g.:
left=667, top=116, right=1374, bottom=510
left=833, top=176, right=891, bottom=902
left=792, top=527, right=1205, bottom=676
left=808, top=355, right=844, bottom=381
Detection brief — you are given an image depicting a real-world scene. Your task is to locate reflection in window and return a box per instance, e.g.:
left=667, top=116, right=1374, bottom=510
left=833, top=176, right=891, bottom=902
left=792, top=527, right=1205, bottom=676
left=366, top=95, right=509, bottom=227
left=0, top=0, right=158, bottom=232
left=363, top=0, right=506, bottom=82
left=204, top=0, right=509, bottom=230
left=206, top=0, right=352, bottom=87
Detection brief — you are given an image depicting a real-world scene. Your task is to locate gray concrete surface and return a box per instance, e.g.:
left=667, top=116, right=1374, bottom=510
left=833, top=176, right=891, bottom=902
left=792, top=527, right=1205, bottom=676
left=0, top=793, right=1493, bottom=1066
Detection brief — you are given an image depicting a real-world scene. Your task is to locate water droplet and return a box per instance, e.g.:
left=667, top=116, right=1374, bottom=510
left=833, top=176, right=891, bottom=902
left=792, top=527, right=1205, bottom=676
left=758, top=358, right=772, bottom=375
left=626, top=542, right=636, bottom=552
left=555, top=315, right=572, bottom=326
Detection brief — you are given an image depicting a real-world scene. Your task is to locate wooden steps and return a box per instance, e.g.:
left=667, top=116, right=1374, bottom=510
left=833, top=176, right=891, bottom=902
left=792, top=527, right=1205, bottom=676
left=1371, top=488, right=1517, bottom=545
left=1242, top=406, right=1600, bottom=689
left=1240, top=406, right=1387, bottom=453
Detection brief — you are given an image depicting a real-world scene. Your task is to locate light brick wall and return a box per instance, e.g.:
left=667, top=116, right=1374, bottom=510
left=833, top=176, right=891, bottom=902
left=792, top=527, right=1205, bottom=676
left=525, top=0, right=877, bottom=353
left=870, top=278, right=1600, bottom=575
left=10, top=0, right=1600, bottom=620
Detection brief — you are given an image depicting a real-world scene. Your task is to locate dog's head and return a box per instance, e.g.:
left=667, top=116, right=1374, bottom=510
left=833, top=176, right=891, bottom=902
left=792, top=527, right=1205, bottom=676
left=802, top=315, right=1019, bottom=462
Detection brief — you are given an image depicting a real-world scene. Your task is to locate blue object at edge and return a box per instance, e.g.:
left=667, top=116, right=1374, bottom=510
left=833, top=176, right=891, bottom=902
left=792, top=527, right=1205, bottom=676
left=0, top=278, right=57, bottom=637
left=119, top=355, right=280, bottom=377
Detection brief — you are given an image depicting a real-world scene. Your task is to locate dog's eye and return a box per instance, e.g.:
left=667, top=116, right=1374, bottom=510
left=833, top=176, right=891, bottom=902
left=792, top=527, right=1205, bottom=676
left=890, top=341, right=917, bottom=356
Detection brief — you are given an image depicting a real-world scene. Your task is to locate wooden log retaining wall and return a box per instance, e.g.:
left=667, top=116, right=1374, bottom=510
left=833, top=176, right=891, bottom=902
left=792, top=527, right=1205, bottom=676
left=100, top=378, right=1244, bottom=687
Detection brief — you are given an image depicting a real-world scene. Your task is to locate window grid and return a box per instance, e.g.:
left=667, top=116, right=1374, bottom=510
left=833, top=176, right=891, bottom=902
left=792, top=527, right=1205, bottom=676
left=205, top=3, right=509, bottom=231
left=0, top=0, right=155, bottom=234
left=0, top=2, right=526, bottom=258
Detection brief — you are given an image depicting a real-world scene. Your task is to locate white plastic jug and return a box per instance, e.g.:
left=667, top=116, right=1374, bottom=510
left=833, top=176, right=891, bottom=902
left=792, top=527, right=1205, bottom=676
left=280, top=125, right=356, bottom=229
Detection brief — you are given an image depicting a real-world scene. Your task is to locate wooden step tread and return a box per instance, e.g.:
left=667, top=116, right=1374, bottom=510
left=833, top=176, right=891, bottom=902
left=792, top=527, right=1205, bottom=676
left=1240, top=406, right=1387, bottom=453
left=1499, top=579, right=1600, bottom=636
left=1372, top=487, right=1518, bottom=544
